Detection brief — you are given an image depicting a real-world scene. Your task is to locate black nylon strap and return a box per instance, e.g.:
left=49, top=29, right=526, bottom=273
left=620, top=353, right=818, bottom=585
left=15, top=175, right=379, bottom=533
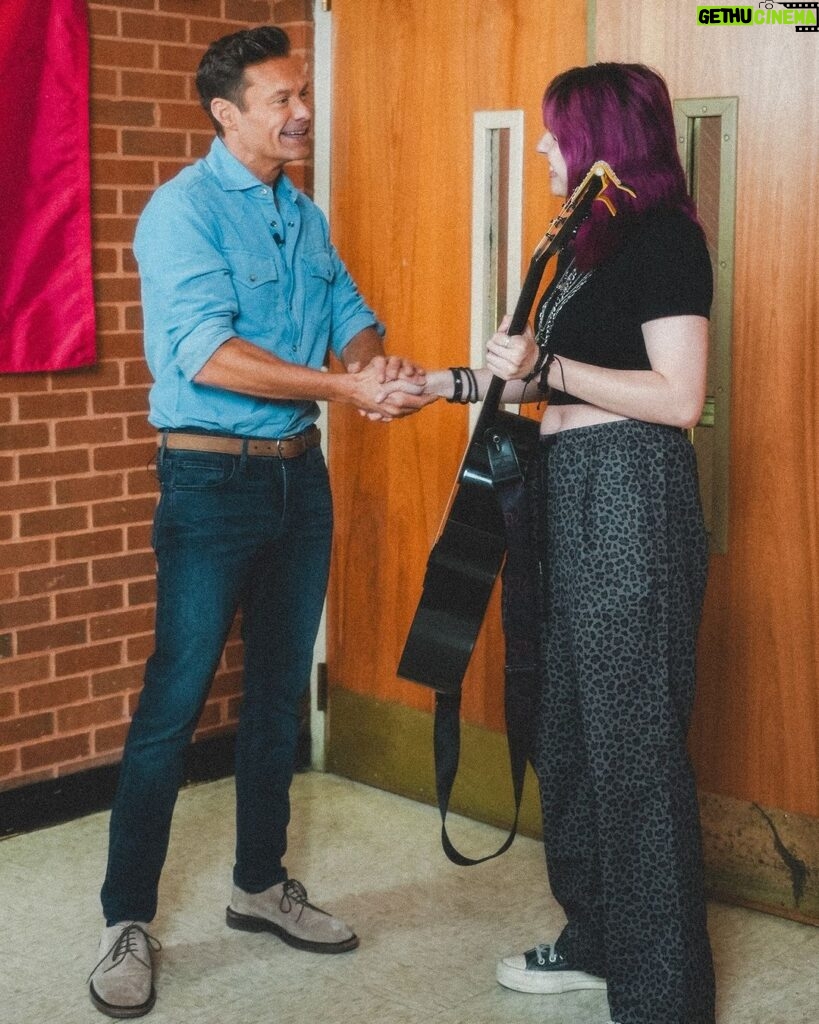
left=432, top=463, right=543, bottom=866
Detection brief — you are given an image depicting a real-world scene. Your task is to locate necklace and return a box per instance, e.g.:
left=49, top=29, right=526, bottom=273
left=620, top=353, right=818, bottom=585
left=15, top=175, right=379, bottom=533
left=535, top=257, right=593, bottom=351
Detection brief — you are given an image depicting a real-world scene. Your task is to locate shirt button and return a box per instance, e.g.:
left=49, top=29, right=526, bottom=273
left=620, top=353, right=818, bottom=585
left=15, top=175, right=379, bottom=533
left=249, top=274, right=257, bottom=282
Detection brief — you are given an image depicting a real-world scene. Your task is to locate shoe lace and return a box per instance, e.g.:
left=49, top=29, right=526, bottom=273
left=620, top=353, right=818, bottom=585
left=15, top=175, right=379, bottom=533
left=279, top=879, right=324, bottom=921
left=87, top=923, right=162, bottom=981
left=533, top=942, right=561, bottom=966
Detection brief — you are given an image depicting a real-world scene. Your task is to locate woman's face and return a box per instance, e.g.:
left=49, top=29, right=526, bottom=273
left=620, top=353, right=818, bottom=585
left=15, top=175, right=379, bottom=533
left=537, top=129, right=568, bottom=197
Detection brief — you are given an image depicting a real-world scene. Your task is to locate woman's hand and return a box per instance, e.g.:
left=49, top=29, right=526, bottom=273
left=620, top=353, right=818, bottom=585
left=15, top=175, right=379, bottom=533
left=485, top=316, right=539, bottom=381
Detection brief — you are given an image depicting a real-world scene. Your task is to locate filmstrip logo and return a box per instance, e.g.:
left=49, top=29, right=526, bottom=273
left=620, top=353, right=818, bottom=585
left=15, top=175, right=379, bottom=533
left=697, top=3, right=819, bottom=29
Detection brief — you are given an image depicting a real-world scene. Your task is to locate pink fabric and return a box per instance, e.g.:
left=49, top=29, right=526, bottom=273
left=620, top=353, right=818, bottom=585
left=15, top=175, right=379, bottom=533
left=0, top=0, right=96, bottom=373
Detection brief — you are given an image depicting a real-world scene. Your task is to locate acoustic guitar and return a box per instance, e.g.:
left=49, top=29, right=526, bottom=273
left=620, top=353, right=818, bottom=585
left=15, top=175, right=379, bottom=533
left=398, top=161, right=633, bottom=694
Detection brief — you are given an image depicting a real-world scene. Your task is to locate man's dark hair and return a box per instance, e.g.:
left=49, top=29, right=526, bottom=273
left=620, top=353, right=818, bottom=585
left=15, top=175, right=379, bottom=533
left=196, top=25, right=291, bottom=135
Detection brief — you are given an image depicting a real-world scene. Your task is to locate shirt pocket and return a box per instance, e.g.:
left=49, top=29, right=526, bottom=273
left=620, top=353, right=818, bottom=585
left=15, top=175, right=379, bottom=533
left=301, top=251, right=335, bottom=338
left=226, top=250, right=279, bottom=290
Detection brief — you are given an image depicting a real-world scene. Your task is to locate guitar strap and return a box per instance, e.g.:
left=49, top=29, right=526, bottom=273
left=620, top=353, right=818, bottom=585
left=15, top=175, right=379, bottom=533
left=432, top=458, right=543, bottom=865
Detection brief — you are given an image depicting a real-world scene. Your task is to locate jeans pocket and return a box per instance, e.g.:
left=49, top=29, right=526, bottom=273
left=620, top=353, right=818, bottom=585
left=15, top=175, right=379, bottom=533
left=164, top=453, right=237, bottom=491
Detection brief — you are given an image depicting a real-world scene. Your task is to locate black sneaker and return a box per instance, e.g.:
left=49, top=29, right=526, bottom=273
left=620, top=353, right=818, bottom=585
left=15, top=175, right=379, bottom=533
left=496, top=942, right=607, bottom=994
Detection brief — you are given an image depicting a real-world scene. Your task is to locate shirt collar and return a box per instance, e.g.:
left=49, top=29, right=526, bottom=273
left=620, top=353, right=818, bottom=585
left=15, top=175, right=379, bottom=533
left=204, top=137, right=298, bottom=203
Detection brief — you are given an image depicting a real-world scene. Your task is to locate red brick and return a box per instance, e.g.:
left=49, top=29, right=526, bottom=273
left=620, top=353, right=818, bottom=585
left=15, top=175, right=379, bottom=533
left=0, top=575, right=14, bottom=601
left=101, top=333, right=144, bottom=359
left=94, top=721, right=130, bottom=753
left=121, top=190, right=154, bottom=216
left=159, top=0, right=222, bottom=15
left=92, top=664, right=144, bottom=697
left=0, top=711, right=54, bottom=747
left=93, top=189, right=119, bottom=215
left=87, top=5, right=118, bottom=35
left=91, top=39, right=156, bottom=71
left=56, top=417, right=125, bottom=447
left=0, top=481, right=52, bottom=511
left=18, top=676, right=90, bottom=713
left=0, top=397, right=12, bottom=422
left=56, top=585, right=124, bottom=619
left=0, top=375, right=48, bottom=395
left=128, top=578, right=156, bottom=606
left=92, top=98, right=157, bottom=127
left=126, top=413, right=155, bottom=438
left=94, top=441, right=156, bottom=473
left=0, top=423, right=50, bottom=451
left=0, top=655, right=50, bottom=688
left=0, top=692, right=15, bottom=718
left=159, top=102, right=211, bottom=131
left=18, top=562, right=89, bottom=597
left=92, top=389, right=150, bottom=416
left=126, top=523, right=154, bottom=550
left=92, top=496, right=156, bottom=528
left=94, top=217, right=140, bottom=244
left=55, top=641, right=123, bottom=678
left=122, top=129, right=188, bottom=158
left=127, top=634, right=154, bottom=661
left=127, top=467, right=159, bottom=496
left=0, top=598, right=51, bottom=630
left=17, top=391, right=89, bottom=421
left=95, top=276, right=142, bottom=303
left=56, top=473, right=124, bottom=505
left=0, top=516, right=12, bottom=542
left=16, top=619, right=88, bottom=656
left=92, top=551, right=155, bottom=584
left=58, top=695, right=126, bottom=731
left=0, top=750, right=19, bottom=779
left=91, top=125, right=119, bottom=153
left=49, top=362, right=119, bottom=389
left=20, top=506, right=89, bottom=538
left=56, top=528, right=123, bottom=561
left=122, top=70, right=187, bottom=101
left=158, top=42, right=213, bottom=72
left=93, top=247, right=119, bottom=273
left=90, top=605, right=155, bottom=641
left=90, top=66, right=118, bottom=96
left=92, top=157, right=157, bottom=187
left=18, top=449, right=90, bottom=480
left=1, top=540, right=52, bottom=570
left=227, top=0, right=276, bottom=20
left=121, top=12, right=188, bottom=42
left=21, top=733, right=91, bottom=771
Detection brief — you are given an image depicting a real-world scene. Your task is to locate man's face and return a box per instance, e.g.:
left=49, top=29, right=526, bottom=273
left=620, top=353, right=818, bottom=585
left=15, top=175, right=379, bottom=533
left=213, top=55, right=312, bottom=182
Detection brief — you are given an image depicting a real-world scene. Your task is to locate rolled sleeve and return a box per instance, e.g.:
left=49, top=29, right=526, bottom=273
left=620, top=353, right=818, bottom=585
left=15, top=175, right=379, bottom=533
left=135, top=189, right=238, bottom=382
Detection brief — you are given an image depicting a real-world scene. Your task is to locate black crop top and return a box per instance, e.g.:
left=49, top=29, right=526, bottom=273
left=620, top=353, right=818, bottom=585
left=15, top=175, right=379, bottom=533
left=535, top=208, right=713, bottom=404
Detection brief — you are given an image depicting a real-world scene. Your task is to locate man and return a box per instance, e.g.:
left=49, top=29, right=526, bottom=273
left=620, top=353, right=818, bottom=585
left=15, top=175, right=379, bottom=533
left=88, top=25, right=427, bottom=1019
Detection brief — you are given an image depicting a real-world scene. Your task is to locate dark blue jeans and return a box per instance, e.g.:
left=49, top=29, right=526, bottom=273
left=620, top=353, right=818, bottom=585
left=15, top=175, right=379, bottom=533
left=101, top=443, right=333, bottom=925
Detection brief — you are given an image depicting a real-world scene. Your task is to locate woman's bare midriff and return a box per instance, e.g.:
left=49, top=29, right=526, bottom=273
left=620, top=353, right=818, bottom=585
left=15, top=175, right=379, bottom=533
left=539, top=402, right=628, bottom=436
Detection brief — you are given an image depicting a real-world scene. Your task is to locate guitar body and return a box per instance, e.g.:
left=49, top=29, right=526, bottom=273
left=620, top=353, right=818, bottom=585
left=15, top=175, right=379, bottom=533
left=397, top=410, right=540, bottom=693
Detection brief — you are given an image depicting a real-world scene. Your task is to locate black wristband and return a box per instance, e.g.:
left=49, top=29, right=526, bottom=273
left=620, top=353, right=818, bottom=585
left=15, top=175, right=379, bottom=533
left=446, top=367, right=463, bottom=404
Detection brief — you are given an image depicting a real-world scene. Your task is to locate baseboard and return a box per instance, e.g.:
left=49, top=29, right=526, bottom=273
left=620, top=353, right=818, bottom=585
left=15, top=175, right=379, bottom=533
left=0, top=725, right=312, bottom=840
left=326, top=687, right=819, bottom=925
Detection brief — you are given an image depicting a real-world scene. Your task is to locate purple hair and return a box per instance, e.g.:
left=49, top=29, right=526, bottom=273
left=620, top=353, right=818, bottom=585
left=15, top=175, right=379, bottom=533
left=543, top=63, right=695, bottom=268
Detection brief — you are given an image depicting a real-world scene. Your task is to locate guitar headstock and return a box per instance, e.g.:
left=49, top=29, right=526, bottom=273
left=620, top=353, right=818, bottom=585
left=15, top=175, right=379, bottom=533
left=533, top=160, right=636, bottom=259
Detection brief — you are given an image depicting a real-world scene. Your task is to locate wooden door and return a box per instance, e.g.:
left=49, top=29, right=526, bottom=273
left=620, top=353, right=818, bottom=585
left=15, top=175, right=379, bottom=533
left=591, top=1, right=819, bottom=923
left=325, top=0, right=587, bottom=821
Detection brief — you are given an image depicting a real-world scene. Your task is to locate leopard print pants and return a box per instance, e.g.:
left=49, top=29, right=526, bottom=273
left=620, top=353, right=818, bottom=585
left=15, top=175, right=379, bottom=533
left=528, top=419, right=715, bottom=1024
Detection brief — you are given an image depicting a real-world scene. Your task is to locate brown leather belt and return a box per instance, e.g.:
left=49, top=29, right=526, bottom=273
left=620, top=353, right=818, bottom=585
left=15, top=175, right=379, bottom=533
left=159, top=425, right=321, bottom=460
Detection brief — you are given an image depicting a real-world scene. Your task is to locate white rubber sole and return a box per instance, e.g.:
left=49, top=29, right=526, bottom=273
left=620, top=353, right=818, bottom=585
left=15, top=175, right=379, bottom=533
left=496, top=960, right=608, bottom=994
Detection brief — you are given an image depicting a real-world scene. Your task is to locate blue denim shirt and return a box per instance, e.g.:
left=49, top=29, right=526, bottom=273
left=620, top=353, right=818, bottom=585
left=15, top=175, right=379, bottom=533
left=134, top=137, right=384, bottom=437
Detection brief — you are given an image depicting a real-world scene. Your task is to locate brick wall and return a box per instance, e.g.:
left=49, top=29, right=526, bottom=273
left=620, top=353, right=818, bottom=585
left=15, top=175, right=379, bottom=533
left=0, top=0, right=315, bottom=793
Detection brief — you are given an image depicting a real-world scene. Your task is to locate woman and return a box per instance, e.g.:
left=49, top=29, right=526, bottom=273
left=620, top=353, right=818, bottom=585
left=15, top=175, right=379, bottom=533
left=385, top=63, right=716, bottom=1024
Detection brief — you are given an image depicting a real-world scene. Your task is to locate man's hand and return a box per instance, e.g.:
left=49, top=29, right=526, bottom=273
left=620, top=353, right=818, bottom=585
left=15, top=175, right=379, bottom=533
left=346, top=356, right=431, bottom=420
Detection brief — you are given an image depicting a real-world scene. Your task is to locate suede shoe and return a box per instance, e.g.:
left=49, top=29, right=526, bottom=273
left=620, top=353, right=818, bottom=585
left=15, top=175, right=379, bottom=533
left=496, top=942, right=607, bottom=994
left=226, top=878, right=359, bottom=953
left=88, top=921, right=161, bottom=1018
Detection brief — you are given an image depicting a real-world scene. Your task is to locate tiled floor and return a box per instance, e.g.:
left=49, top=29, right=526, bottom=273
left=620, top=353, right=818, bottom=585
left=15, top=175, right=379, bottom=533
left=1, top=772, right=818, bottom=1023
